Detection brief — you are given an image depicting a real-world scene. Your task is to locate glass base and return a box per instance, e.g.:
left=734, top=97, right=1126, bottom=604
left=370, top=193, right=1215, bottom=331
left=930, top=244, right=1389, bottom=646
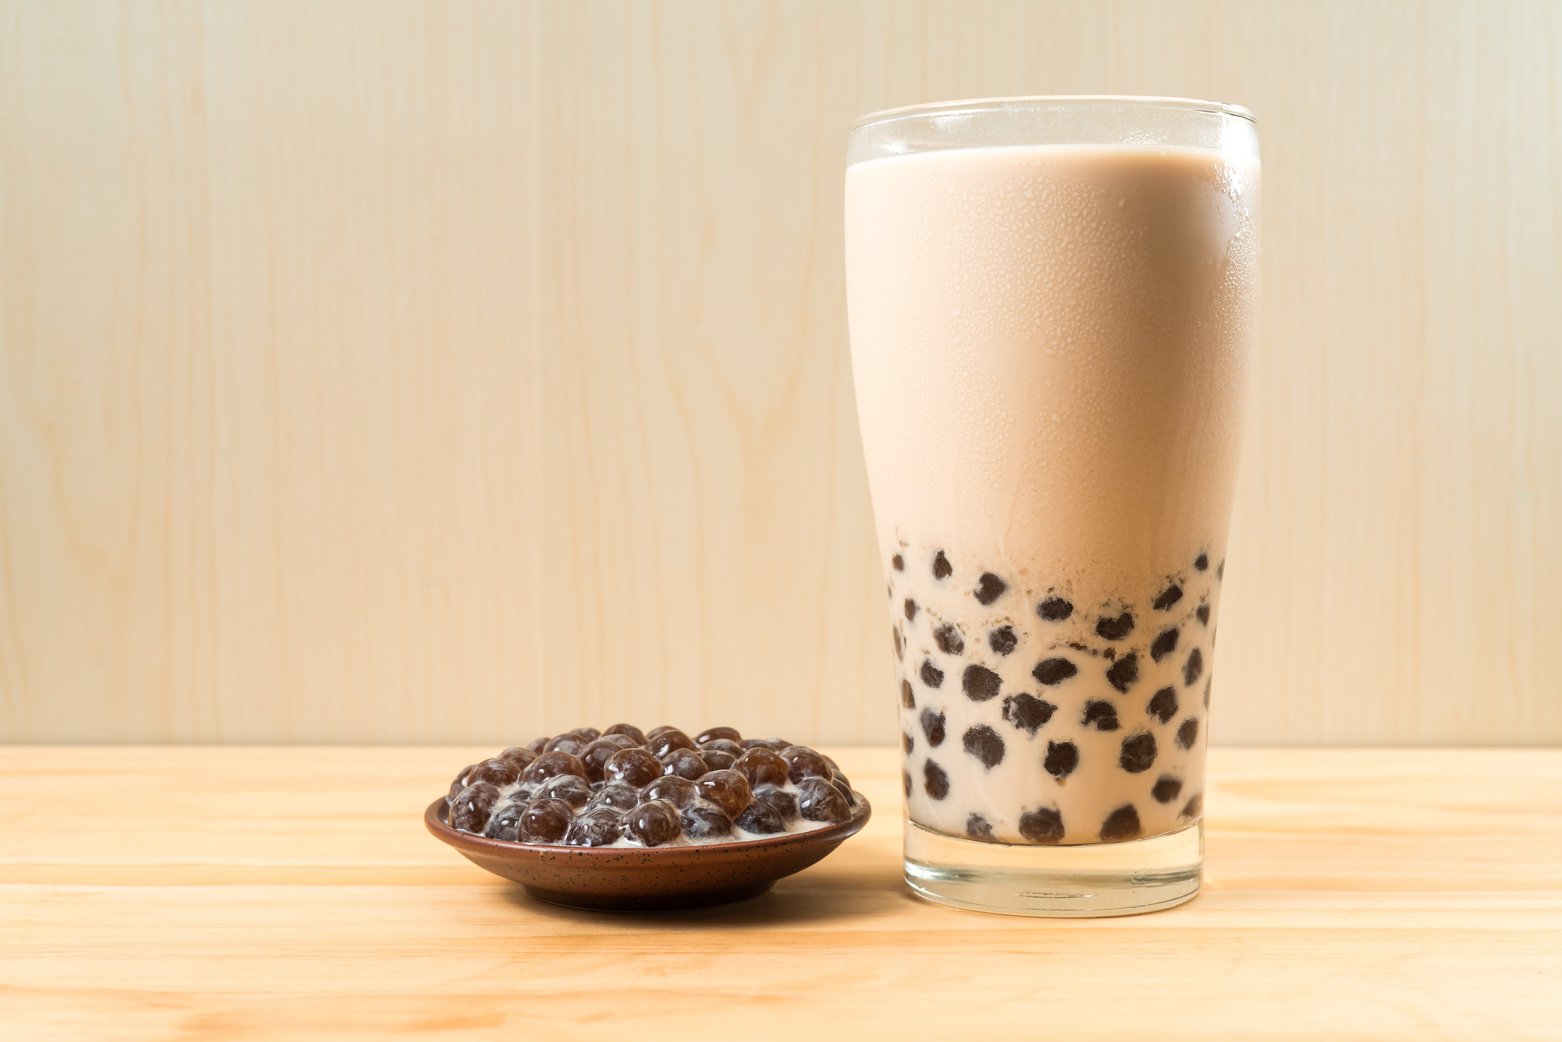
left=904, top=818, right=1203, bottom=918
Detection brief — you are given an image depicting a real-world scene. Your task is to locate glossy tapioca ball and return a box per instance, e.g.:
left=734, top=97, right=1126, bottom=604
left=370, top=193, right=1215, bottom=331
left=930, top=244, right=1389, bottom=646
left=587, top=782, right=640, bottom=813
left=696, top=769, right=754, bottom=818
left=623, top=800, right=682, bottom=847
left=448, top=782, right=501, bottom=834
left=733, top=800, right=786, bottom=835
left=796, top=777, right=851, bottom=824
left=468, top=757, right=523, bottom=787
left=780, top=746, right=832, bottom=783
left=536, top=773, right=592, bottom=810
left=659, top=748, right=709, bottom=781
left=696, top=726, right=742, bottom=745
left=523, top=751, right=587, bottom=787
left=640, top=775, right=700, bottom=809
left=519, top=798, right=575, bottom=843
left=484, top=800, right=527, bottom=841
left=562, top=808, right=624, bottom=847
left=647, top=728, right=696, bottom=759
left=700, top=738, right=743, bottom=758
left=701, top=749, right=738, bottom=772
left=680, top=803, right=734, bottom=841
left=602, top=748, right=662, bottom=788
left=499, top=746, right=538, bottom=768
left=603, top=722, right=647, bottom=745
left=545, top=732, right=593, bottom=758
left=733, top=748, right=789, bottom=788
left=752, top=785, right=799, bottom=821
left=580, top=735, right=637, bottom=783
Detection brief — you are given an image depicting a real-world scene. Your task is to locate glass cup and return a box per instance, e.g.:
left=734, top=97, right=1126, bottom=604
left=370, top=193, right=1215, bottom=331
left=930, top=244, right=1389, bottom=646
left=845, top=97, right=1259, bottom=916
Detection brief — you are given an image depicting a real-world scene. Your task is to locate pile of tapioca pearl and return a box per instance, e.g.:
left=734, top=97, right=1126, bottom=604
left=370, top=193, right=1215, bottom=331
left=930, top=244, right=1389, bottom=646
left=445, top=725, right=863, bottom=847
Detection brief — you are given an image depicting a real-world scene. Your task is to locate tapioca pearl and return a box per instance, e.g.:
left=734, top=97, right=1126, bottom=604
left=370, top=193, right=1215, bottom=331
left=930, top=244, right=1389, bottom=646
left=796, top=777, right=852, bottom=823
left=1043, top=740, right=1079, bottom=780
left=1106, top=651, right=1140, bottom=693
left=734, top=801, right=787, bottom=835
left=1147, top=686, right=1179, bottom=725
left=483, top=800, right=526, bottom=841
left=780, top=745, right=833, bottom=782
left=1151, top=776, right=1183, bottom=804
left=681, top=803, right=734, bottom=840
left=920, top=659, right=945, bottom=688
left=966, top=814, right=995, bottom=842
left=1002, top=693, right=1056, bottom=735
left=901, top=679, right=915, bottom=709
left=920, top=707, right=946, bottom=747
left=988, top=625, right=1018, bottom=655
left=1153, top=583, right=1184, bottom=611
left=1150, top=627, right=1179, bottom=663
left=1195, top=552, right=1209, bottom=572
left=962, top=664, right=1002, bottom=701
left=520, top=798, right=575, bottom=843
left=892, top=553, right=904, bottom=572
left=1183, top=648, right=1204, bottom=687
left=891, top=626, right=904, bottom=661
left=1037, top=596, right=1074, bottom=622
left=902, top=770, right=912, bottom=797
left=923, top=759, right=950, bottom=800
left=1181, top=793, right=1204, bottom=818
left=659, top=748, right=709, bottom=781
left=1096, top=611, right=1134, bottom=641
left=755, top=786, right=800, bottom=821
left=1099, top=804, right=1142, bottom=842
left=962, top=725, right=1005, bottom=769
left=1082, top=700, right=1120, bottom=731
left=602, top=748, right=660, bottom=788
left=932, top=550, right=953, bottom=580
left=1018, top=806, right=1065, bottom=844
left=624, top=799, right=683, bottom=847
left=537, top=774, right=592, bottom=809
left=603, top=722, right=647, bottom=745
left=641, top=775, right=699, bottom=809
left=904, top=598, right=918, bottom=622
left=1119, top=732, right=1157, bottom=773
left=449, top=782, right=502, bottom=833
left=1196, top=603, right=1210, bottom=626
left=1032, top=657, right=1078, bottom=685
left=1177, top=717, right=1200, bottom=749
left=933, top=623, right=964, bottom=655
left=902, top=731, right=914, bottom=754
left=974, top=572, right=1007, bottom=605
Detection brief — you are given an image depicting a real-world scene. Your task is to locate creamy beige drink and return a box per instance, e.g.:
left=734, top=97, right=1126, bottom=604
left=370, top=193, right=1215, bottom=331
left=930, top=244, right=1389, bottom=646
left=848, top=140, right=1258, bottom=851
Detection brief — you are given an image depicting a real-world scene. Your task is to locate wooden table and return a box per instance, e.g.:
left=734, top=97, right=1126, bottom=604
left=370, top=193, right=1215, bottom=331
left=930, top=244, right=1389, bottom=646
left=3, top=747, right=1559, bottom=1040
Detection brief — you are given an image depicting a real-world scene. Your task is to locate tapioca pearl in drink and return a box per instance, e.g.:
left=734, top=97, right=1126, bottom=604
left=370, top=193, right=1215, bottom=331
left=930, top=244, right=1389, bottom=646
left=1148, top=686, right=1179, bottom=724
left=1043, top=740, right=1079, bottom=780
left=1183, top=648, right=1204, bottom=687
left=1177, top=717, right=1201, bottom=749
left=1181, top=793, right=1204, bottom=818
left=1106, top=651, right=1140, bottom=693
left=1194, top=552, right=1210, bottom=572
left=933, top=622, right=964, bottom=655
left=1195, top=603, right=1211, bottom=626
left=987, top=625, right=1018, bottom=655
left=892, top=553, right=904, bottom=572
left=1037, top=596, right=1074, bottom=622
left=1018, top=806, right=1065, bottom=844
left=973, top=572, right=1007, bottom=605
left=920, top=707, right=946, bottom=746
left=1032, top=657, right=1078, bottom=686
left=923, top=759, right=950, bottom=800
left=891, top=626, right=904, bottom=660
left=966, top=813, right=995, bottom=841
left=1082, top=700, right=1120, bottom=731
left=904, top=598, right=918, bottom=622
left=902, top=731, right=914, bottom=754
left=962, top=664, right=1002, bottom=701
left=1002, top=693, right=1056, bottom=735
left=1099, top=804, right=1142, bottom=843
left=962, top=725, right=1005, bottom=769
left=920, top=659, right=945, bottom=688
left=1119, top=732, right=1157, bottom=773
left=1096, top=611, right=1134, bottom=641
left=902, top=770, right=912, bottom=797
left=1151, top=776, right=1183, bottom=803
left=1150, top=627, right=1179, bottom=663
left=901, top=679, right=915, bottom=708
left=1153, top=583, right=1184, bottom=611
left=932, top=550, right=953, bottom=579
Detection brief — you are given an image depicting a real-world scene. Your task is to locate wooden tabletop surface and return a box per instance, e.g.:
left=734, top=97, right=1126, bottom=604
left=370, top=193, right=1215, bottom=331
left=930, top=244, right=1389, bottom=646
left=2, top=746, right=1559, bottom=1040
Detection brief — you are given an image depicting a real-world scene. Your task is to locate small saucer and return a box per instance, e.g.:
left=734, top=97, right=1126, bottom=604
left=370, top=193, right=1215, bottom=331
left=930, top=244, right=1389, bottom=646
left=425, top=796, right=871, bottom=911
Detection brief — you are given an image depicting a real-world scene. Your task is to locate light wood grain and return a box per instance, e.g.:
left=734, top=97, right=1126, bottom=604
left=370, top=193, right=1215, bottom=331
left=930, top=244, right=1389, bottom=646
left=1, top=2, right=1560, bottom=744
left=1, top=746, right=1559, bottom=1040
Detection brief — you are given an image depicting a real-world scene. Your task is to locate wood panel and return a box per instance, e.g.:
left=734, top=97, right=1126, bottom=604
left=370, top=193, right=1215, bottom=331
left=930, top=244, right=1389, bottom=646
left=2, top=746, right=1560, bottom=1039
left=1, top=1, right=1558, bottom=744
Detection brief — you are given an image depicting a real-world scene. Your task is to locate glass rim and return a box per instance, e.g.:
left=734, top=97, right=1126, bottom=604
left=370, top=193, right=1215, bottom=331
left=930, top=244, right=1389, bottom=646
left=850, top=95, right=1257, bottom=132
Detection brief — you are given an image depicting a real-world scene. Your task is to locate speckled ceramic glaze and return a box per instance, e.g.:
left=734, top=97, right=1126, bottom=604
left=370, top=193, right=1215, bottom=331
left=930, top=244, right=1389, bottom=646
left=425, top=796, right=871, bottom=910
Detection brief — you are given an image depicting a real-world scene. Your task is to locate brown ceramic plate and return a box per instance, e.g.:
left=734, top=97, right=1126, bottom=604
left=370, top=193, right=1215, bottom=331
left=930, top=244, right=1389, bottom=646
left=425, top=796, right=871, bottom=911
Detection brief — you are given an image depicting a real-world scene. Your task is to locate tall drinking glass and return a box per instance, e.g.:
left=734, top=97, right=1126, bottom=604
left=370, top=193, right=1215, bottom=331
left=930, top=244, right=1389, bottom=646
left=845, top=97, right=1259, bottom=916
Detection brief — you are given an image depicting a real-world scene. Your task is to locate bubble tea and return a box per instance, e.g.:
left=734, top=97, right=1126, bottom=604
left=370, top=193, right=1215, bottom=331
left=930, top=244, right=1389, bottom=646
left=845, top=98, right=1259, bottom=915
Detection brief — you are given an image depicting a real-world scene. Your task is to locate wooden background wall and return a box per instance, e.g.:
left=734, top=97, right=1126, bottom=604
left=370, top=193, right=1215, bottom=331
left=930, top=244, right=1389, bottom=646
left=2, top=0, right=1558, bottom=746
